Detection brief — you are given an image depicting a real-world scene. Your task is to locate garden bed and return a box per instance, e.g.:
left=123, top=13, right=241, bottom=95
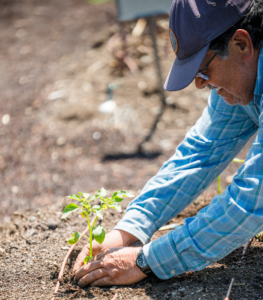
left=1, top=193, right=263, bottom=300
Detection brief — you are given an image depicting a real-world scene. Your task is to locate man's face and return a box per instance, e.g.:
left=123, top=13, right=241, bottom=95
left=194, top=30, right=259, bottom=106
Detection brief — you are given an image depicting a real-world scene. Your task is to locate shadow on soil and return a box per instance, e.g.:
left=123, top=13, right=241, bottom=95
left=102, top=150, right=162, bottom=161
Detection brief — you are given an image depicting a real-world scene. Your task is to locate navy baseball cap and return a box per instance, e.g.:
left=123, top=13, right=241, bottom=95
left=164, top=0, right=254, bottom=91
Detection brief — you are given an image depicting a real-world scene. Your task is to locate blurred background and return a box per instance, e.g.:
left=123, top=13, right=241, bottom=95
left=0, top=0, right=250, bottom=223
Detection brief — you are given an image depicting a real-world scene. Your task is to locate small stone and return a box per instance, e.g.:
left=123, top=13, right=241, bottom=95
left=178, top=288, right=185, bottom=292
left=110, top=286, right=118, bottom=290
left=23, top=268, right=27, bottom=271
left=29, top=216, right=36, bottom=222
left=13, top=211, right=23, bottom=217
left=61, top=247, right=70, bottom=250
left=2, top=114, right=10, bottom=125
left=56, top=136, right=66, bottom=146
left=47, top=219, right=57, bottom=230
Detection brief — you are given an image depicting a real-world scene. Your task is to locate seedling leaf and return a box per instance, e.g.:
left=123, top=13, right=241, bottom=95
left=92, top=205, right=101, bottom=210
left=67, top=194, right=82, bottom=201
left=114, top=191, right=134, bottom=198
left=95, top=209, right=103, bottom=220
left=97, top=187, right=107, bottom=197
left=84, top=256, right=93, bottom=264
left=68, top=232, right=80, bottom=245
left=83, top=193, right=90, bottom=199
left=113, top=196, right=124, bottom=203
left=78, top=192, right=90, bottom=200
left=62, top=203, right=79, bottom=218
left=89, top=195, right=96, bottom=201
left=93, top=225, right=106, bottom=244
left=109, top=203, right=121, bottom=212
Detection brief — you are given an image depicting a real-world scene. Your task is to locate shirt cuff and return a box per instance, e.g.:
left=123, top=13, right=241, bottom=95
left=143, top=230, right=212, bottom=280
left=142, top=233, right=185, bottom=279
left=113, top=209, right=157, bottom=244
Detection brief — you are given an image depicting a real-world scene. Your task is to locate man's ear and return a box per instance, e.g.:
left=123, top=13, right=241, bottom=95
left=230, top=29, right=254, bottom=61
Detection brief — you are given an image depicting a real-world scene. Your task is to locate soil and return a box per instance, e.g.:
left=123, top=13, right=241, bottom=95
left=0, top=0, right=262, bottom=299
left=1, top=195, right=263, bottom=300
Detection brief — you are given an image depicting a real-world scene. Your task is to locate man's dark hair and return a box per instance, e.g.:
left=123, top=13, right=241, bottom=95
left=209, top=0, right=263, bottom=59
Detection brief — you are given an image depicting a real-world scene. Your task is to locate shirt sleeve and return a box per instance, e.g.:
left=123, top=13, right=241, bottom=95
left=114, top=90, right=259, bottom=279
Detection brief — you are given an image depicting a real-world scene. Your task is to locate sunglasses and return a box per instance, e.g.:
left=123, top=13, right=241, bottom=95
left=197, top=53, right=217, bottom=80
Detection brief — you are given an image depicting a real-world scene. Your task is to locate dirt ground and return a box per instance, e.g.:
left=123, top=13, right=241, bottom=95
left=0, top=0, right=261, bottom=299
left=1, top=194, right=263, bottom=300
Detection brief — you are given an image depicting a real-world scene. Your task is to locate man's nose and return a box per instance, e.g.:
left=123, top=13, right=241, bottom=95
left=194, top=77, right=207, bottom=89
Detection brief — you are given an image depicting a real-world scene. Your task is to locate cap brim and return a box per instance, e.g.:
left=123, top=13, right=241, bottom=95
left=164, top=43, right=210, bottom=91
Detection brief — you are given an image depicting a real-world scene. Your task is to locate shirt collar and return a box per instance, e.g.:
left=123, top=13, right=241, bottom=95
left=254, top=47, right=263, bottom=97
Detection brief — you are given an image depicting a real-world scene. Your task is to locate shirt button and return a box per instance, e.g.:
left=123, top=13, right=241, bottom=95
left=170, top=270, right=176, bottom=275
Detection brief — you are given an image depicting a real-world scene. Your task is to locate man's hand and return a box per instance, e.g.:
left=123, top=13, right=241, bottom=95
left=73, top=229, right=139, bottom=271
left=73, top=242, right=101, bottom=271
left=74, top=246, right=147, bottom=287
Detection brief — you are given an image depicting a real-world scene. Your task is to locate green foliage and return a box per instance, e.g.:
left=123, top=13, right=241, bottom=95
left=232, top=158, right=245, bottom=163
left=256, top=231, right=263, bottom=242
left=62, top=188, right=134, bottom=263
left=86, top=0, right=114, bottom=5
left=84, top=256, right=93, bottom=264
left=68, top=232, right=81, bottom=245
left=62, top=203, right=79, bottom=218
left=217, top=176, right=221, bottom=195
left=93, top=225, right=106, bottom=244
left=217, top=157, right=244, bottom=195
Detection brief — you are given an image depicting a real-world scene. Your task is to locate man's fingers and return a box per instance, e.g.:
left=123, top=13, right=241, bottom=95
left=78, top=268, right=108, bottom=287
left=89, top=275, right=114, bottom=287
left=73, top=246, right=90, bottom=271
left=74, top=260, right=102, bottom=281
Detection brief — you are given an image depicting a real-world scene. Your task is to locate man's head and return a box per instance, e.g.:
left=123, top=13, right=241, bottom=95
left=165, top=0, right=263, bottom=106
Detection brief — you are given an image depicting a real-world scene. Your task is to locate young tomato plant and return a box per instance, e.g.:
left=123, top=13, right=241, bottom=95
left=61, top=187, right=134, bottom=264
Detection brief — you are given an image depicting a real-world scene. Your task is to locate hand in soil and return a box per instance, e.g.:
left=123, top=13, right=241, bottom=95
left=74, top=229, right=139, bottom=271
left=74, top=246, right=147, bottom=287
left=73, top=242, right=102, bottom=271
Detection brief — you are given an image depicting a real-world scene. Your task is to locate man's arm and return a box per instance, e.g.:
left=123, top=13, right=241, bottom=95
left=143, top=116, right=263, bottom=279
left=74, top=90, right=258, bottom=284
left=114, top=90, right=258, bottom=279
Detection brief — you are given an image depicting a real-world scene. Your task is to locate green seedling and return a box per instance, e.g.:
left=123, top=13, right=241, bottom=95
left=217, top=158, right=245, bottom=195
left=85, top=0, right=114, bottom=4
left=62, top=188, right=134, bottom=264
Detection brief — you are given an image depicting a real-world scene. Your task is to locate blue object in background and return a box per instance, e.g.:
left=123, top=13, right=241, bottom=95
left=116, top=0, right=172, bottom=21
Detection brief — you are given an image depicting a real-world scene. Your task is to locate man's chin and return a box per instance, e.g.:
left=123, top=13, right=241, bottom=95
left=216, top=89, right=239, bottom=105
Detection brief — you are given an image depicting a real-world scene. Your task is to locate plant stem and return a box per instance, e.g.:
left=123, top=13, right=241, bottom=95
left=218, top=175, right=221, bottom=195
left=51, top=217, right=95, bottom=300
left=92, top=216, right=98, bottom=228
left=87, top=215, right=93, bottom=257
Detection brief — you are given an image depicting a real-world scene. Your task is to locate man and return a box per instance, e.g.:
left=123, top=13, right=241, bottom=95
left=74, top=0, right=263, bottom=287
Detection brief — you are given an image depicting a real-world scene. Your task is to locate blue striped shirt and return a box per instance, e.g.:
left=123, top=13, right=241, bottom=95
left=114, top=48, right=263, bottom=279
